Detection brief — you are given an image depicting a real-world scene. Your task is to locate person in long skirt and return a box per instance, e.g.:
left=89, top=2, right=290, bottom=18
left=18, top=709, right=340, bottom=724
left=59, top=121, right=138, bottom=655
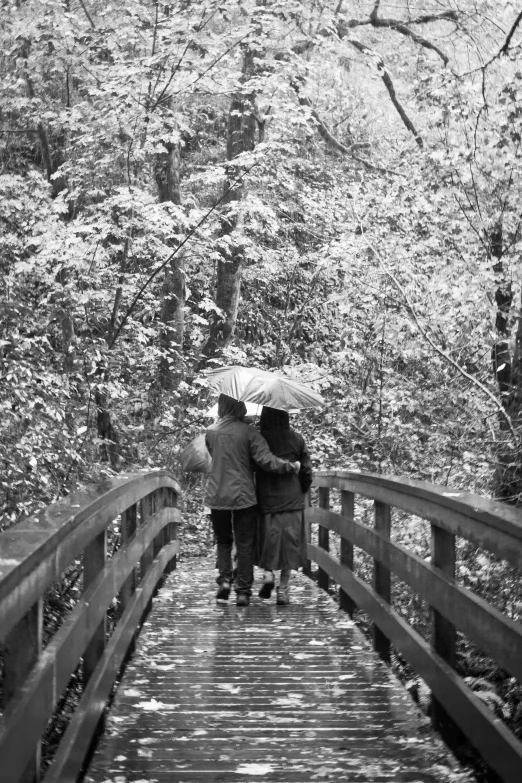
left=256, top=406, right=313, bottom=605
left=205, top=395, right=301, bottom=607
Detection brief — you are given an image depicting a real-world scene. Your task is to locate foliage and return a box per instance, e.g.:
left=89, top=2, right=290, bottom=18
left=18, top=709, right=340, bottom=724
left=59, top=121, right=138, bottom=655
left=2, top=3, right=522, bottom=777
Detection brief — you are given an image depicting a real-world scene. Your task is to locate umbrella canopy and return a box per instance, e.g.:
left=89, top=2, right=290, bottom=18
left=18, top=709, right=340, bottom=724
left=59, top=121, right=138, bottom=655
left=203, top=366, right=274, bottom=400
left=240, top=374, right=324, bottom=411
left=179, top=433, right=211, bottom=473
left=201, top=366, right=324, bottom=412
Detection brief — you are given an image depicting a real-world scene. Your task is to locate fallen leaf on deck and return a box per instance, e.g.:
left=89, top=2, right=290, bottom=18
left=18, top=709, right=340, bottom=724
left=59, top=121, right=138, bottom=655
left=235, top=763, right=274, bottom=775
left=217, top=683, right=241, bottom=693
left=134, top=698, right=167, bottom=711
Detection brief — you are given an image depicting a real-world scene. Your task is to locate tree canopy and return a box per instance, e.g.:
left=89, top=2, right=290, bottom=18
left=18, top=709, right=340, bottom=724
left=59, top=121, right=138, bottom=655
left=2, top=0, right=522, bottom=524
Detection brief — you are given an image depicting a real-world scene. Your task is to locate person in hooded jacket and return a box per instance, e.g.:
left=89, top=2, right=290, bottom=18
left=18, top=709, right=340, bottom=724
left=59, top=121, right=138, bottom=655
left=255, top=406, right=313, bottom=605
left=205, top=394, right=300, bottom=607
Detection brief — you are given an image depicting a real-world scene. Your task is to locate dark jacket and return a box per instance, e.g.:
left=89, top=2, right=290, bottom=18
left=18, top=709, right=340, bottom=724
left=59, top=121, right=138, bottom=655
left=205, top=415, right=295, bottom=510
left=256, top=424, right=313, bottom=513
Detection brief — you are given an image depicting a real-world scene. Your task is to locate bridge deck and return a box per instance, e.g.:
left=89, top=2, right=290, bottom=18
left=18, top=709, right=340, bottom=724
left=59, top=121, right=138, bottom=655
left=85, top=557, right=472, bottom=783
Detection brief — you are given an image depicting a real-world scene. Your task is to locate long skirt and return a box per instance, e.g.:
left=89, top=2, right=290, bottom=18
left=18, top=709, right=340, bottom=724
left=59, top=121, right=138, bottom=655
left=257, top=509, right=307, bottom=571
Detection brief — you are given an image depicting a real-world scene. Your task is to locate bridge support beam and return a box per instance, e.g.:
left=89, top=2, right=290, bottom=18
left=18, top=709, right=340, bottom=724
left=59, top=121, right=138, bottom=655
left=84, top=529, right=108, bottom=686
left=164, top=487, right=179, bottom=574
left=340, top=490, right=356, bottom=616
left=318, top=488, right=330, bottom=591
left=430, top=526, right=457, bottom=734
left=304, top=491, right=312, bottom=578
left=373, top=501, right=391, bottom=663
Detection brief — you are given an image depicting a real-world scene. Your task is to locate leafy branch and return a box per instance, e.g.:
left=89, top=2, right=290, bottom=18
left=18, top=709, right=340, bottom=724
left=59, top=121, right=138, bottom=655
left=374, top=252, right=520, bottom=448
left=108, top=158, right=261, bottom=349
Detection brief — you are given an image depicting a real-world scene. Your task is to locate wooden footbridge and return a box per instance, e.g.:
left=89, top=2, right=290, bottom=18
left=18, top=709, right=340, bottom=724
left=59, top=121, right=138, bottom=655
left=1, top=470, right=522, bottom=782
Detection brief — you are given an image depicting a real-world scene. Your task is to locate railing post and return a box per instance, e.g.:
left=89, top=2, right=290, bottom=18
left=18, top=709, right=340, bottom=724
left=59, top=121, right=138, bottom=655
left=153, top=489, right=164, bottom=560
left=373, top=501, right=391, bottom=663
left=119, top=503, right=137, bottom=613
left=318, top=487, right=330, bottom=591
left=340, top=490, right=356, bottom=617
left=164, top=487, right=178, bottom=573
left=139, top=492, right=154, bottom=581
left=83, top=529, right=107, bottom=686
left=303, top=490, right=312, bottom=578
left=430, top=524, right=456, bottom=732
left=2, top=599, right=43, bottom=782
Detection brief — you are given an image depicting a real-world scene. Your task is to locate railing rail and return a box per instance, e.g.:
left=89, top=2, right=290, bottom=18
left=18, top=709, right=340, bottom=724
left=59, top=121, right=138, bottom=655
left=0, top=469, right=180, bottom=783
left=305, top=469, right=522, bottom=783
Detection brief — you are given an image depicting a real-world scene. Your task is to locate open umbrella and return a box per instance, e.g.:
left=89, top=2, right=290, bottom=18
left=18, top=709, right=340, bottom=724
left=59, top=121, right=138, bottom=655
left=203, top=366, right=274, bottom=400
left=202, top=365, right=324, bottom=412
left=239, top=374, right=324, bottom=411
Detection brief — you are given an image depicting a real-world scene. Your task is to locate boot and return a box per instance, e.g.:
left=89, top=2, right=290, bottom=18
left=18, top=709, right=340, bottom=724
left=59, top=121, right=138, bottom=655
left=216, top=581, right=231, bottom=600
left=276, top=586, right=290, bottom=605
left=258, top=570, right=275, bottom=599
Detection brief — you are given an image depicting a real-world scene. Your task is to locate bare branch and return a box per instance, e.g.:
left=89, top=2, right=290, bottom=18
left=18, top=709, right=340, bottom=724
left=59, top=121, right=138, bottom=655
left=347, top=40, right=423, bottom=147
left=370, top=18, right=449, bottom=65
left=342, top=7, right=455, bottom=65
left=293, top=91, right=369, bottom=155
left=78, top=0, right=96, bottom=29
left=291, top=83, right=396, bottom=174
left=370, top=0, right=381, bottom=24
left=346, top=9, right=457, bottom=29
left=501, top=10, right=522, bottom=55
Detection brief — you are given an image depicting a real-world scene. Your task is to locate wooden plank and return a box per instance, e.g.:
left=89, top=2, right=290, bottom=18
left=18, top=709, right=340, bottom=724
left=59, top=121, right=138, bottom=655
left=85, top=560, right=473, bottom=783
left=44, top=542, right=179, bottom=783
left=313, top=469, right=522, bottom=542
left=317, top=487, right=330, bottom=591
left=373, top=501, right=391, bottom=662
left=0, top=471, right=181, bottom=642
left=308, top=545, right=522, bottom=783
left=306, top=506, right=522, bottom=682
left=0, top=510, right=180, bottom=780
left=340, top=490, right=356, bottom=616
left=312, top=471, right=522, bottom=568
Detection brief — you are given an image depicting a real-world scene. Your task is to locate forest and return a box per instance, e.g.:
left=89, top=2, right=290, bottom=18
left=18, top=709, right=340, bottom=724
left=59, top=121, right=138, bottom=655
left=2, top=0, right=522, bottom=774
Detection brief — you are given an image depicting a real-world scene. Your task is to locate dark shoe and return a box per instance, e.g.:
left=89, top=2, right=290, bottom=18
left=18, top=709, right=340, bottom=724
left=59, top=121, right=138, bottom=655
left=258, top=577, right=275, bottom=599
left=276, top=587, right=290, bottom=605
left=236, top=593, right=250, bottom=607
left=216, top=581, right=231, bottom=600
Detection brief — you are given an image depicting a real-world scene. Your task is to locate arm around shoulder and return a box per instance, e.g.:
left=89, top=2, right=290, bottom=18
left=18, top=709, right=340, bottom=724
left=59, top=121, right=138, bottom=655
left=248, top=428, right=296, bottom=474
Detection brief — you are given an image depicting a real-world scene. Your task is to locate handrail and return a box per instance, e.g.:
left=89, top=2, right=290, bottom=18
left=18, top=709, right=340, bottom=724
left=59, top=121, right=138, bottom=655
left=305, top=469, right=522, bottom=783
left=0, top=469, right=181, bottom=783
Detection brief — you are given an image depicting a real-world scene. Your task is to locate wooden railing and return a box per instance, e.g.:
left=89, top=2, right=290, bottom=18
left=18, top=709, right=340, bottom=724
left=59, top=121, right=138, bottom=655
left=305, top=470, right=522, bottom=783
left=0, top=469, right=180, bottom=783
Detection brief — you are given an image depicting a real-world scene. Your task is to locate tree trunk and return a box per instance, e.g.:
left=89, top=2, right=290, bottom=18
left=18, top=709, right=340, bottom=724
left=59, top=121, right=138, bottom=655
left=95, top=385, right=121, bottom=470
left=155, top=131, right=185, bottom=390
left=200, top=49, right=258, bottom=362
left=490, top=223, right=512, bottom=400
left=495, top=290, right=522, bottom=502
left=489, top=222, right=522, bottom=501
